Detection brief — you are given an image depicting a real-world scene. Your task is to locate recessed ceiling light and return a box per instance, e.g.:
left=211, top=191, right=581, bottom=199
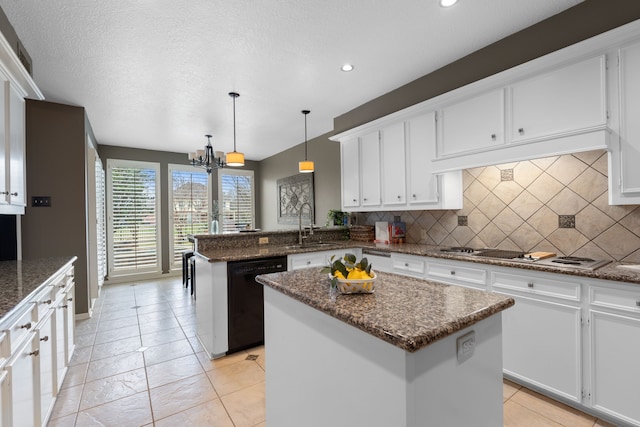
left=341, top=64, right=354, bottom=72
left=439, top=0, right=458, bottom=7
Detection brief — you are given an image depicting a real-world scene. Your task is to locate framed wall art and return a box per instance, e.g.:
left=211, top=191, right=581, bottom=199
left=277, top=173, right=314, bottom=225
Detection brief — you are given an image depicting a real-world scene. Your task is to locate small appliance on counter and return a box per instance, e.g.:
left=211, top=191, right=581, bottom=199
left=391, top=216, right=406, bottom=244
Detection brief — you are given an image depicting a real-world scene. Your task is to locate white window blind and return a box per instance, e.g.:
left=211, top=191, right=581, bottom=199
left=107, top=160, right=161, bottom=277
left=169, top=165, right=210, bottom=269
left=96, top=157, right=106, bottom=286
left=219, top=169, right=255, bottom=233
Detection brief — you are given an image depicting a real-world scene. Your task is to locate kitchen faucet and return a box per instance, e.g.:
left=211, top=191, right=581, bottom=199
left=298, top=202, right=314, bottom=245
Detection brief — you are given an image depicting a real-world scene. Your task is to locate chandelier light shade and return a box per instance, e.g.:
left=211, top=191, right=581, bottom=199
left=298, top=109, right=314, bottom=173
left=226, top=92, right=245, bottom=167
left=188, top=134, right=225, bottom=173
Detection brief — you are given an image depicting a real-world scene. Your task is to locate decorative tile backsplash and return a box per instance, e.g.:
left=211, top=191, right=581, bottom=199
left=356, top=150, right=640, bottom=262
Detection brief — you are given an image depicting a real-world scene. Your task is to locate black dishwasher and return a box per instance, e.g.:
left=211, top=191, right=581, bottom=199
left=227, top=256, right=287, bottom=353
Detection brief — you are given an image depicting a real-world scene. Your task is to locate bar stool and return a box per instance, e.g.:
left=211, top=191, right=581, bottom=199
left=189, top=255, right=196, bottom=297
left=182, top=250, right=194, bottom=288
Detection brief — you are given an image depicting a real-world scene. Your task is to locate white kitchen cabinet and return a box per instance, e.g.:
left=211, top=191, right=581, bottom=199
left=391, top=253, right=426, bottom=278
left=360, top=131, right=381, bottom=208
left=380, top=122, right=406, bottom=206
left=335, top=112, right=462, bottom=211
left=609, top=40, right=640, bottom=204
left=491, top=269, right=583, bottom=403
left=288, top=248, right=362, bottom=271
left=35, top=310, right=54, bottom=425
left=509, top=56, right=607, bottom=143
left=361, top=251, right=392, bottom=273
left=5, top=330, right=38, bottom=427
left=55, top=279, right=75, bottom=388
left=340, top=138, right=360, bottom=209
left=437, top=89, right=505, bottom=157
left=0, top=31, right=43, bottom=215
left=425, top=259, right=486, bottom=290
left=588, top=281, right=640, bottom=425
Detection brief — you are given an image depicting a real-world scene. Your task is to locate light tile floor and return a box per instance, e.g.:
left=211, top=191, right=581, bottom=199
left=47, top=276, right=616, bottom=426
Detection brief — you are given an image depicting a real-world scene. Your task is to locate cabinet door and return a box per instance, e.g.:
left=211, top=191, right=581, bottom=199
left=0, top=80, right=6, bottom=206
left=287, top=253, right=326, bottom=270
left=612, top=42, right=640, bottom=203
left=381, top=122, right=406, bottom=206
left=0, top=369, right=8, bottom=427
left=359, top=131, right=381, bottom=208
left=340, top=138, right=360, bottom=209
left=438, top=89, right=504, bottom=157
left=510, top=56, right=606, bottom=142
left=589, top=310, right=640, bottom=425
left=8, top=85, right=25, bottom=207
left=500, top=294, right=582, bottom=403
left=406, top=112, right=439, bottom=205
left=6, top=332, right=38, bottom=427
left=64, top=285, right=75, bottom=366
left=36, top=310, right=54, bottom=425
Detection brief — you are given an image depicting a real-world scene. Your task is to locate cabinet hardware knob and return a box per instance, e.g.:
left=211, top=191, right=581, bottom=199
left=18, top=322, right=32, bottom=330
left=306, top=261, right=311, bottom=265
left=352, top=199, right=357, bottom=202
left=9, top=192, right=17, bottom=196
left=404, top=263, right=409, bottom=267
left=397, top=195, right=401, bottom=200
left=491, top=134, right=496, bottom=140
left=412, top=194, right=416, bottom=198
left=67, top=297, right=73, bottom=302
left=0, top=191, right=8, bottom=195
left=40, top=336, right=49, bottom=342
left=363, top=198, right=368, bottom=201
left=528, top=282, right=534, bottom=288
left=450, top=271, right=456, bottom=275
left=28, top=349, right=39, bottom=357
left=39, top=299, right=52, bottom=305
left=518, top=128, right=524, bottom=135
left=60, top=305, right=68, bottom=309
left=636, top=301, right=640, bottom=307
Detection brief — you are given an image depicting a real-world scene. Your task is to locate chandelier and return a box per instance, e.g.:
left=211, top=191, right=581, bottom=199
left=188, top=134, right=225, bottom=174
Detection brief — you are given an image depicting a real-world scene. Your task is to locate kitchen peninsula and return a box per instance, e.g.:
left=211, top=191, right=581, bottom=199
left=256, top=268, right=514, bottom=427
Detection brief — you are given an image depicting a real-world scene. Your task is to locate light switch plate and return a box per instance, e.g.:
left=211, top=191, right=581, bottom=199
left=259, top=237, right=269, bottom=245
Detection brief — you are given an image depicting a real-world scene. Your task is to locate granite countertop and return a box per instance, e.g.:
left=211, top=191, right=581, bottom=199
left=256, top=267, right=515, bottom=352
left=197, top=239, right=640, bottom=285
left=0, top=256, right=77, bottom=321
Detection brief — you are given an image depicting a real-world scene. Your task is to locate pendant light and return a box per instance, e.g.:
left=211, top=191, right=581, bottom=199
left=225, top=92, right=245, bottom=167
left=298, top=109, right=314, bottom=173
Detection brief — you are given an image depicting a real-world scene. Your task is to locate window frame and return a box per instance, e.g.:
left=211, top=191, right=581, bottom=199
left=218, top=169, right=255, bottom=232
left=167, top=164, right=212, bottom=270
left=106, top=159, right=162, bottom=278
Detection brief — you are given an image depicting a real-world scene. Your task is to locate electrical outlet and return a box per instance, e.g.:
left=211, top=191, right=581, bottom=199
left=420, top=229, right=428, bottom=240
left=457, top=330, right=476, bottom=363
left=259, top=237, right=269, bottom=245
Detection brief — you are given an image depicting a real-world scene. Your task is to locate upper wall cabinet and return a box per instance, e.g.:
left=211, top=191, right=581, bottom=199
left=437, top=89, right=505, bottom=157
left=508, top=56, right=607, bottom=143
left=609, top=39, right=640, bottom=205
left=0, top=32, right=44, bottom=215
left=333, top=112, right=462, bottom=212
left=432, top=55, right=609, bottom=173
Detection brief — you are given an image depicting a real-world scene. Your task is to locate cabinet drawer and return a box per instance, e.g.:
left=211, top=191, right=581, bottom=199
left=426, top=262, right=486, bottom=289
left=34, top=285, right=56, bottom=321
left=4, top=304, right=36, bottom=354
left=288, top=254, right=326, bottom=270
left=492, top=272, right=580, bottom=301
left=590, top=284, right=640, bottom=314
left=391, top=255, right=425, bottom=277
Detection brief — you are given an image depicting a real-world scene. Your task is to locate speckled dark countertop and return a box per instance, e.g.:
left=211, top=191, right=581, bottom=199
left=0, top=257, right=76, bottom=321
left=196, top=239, right=640, bottom=285
left=256, top=268, right=515, bottom=352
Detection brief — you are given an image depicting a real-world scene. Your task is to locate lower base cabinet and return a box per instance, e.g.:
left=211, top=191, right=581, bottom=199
left=0, top=260, right=76, bottom=427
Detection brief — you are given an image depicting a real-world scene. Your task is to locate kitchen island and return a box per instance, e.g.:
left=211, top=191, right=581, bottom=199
left=256, top=268, right=515, bottom=427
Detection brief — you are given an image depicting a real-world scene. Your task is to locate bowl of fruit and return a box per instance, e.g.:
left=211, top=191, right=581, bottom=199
left=322, top=253, right=376, bottom=294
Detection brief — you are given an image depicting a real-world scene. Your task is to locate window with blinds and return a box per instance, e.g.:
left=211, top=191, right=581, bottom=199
left=95, top=157, right=106, bottom=286
left=219, top=169, right=255, bottom=233
left=169, top=165, right=210, bottom=269
left=106, top=160, right=161, bottom=277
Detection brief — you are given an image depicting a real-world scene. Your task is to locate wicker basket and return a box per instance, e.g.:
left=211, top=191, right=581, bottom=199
left=349, top=225, right=375, bottom=242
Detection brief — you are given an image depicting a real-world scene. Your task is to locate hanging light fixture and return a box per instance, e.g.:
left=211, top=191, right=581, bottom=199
left=225, top=92, right=245, bottom=167
left=188, top=134, right=226, bottom=174
left=298, top=110, right=314, bottom=173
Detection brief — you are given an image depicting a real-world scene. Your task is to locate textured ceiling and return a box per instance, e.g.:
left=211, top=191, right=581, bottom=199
left=0, top=0, right=583, bottom=161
